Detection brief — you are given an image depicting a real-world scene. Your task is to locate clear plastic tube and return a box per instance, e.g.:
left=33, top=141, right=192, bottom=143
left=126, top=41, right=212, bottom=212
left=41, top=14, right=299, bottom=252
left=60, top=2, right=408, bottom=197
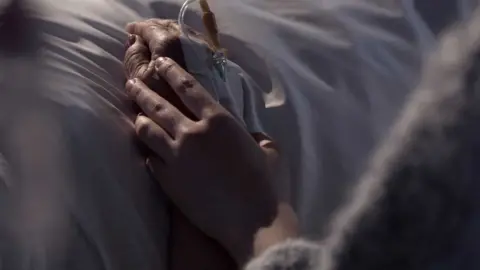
left=178, top=0, right=197, bottom=44
left=177, top=0, right=228, bottom=94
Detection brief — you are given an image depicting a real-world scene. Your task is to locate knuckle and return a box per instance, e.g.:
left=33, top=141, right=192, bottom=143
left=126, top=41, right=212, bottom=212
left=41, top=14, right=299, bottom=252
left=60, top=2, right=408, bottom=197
left=177, top=122, right=193, bottom=136
left=177, top=76, right=196, bottom=94
left=145, top=20, right=179, bottom=37
left=207, top=111, right=233, bottom=127
left=201, top=106, right=221, bottom=120
left=152, top=101, right=165, bottom=114
left=155, top=55, right=174, bottom=65
left=147, top=24, right=176, bottom=41
left=126, top=79, right=141, bottom=97
left=146, top=18, right=174, bottom=26
left=135, top=117, right=152, bottom=137
left=156, top=58, right=176, bottom=75
left=179, top=126, right=201, bottom=145
left=147, top=24, right=159, bottom=34
left=145, top=18, right=160, bottom=24
left=156, top=107, right=175, bottom=124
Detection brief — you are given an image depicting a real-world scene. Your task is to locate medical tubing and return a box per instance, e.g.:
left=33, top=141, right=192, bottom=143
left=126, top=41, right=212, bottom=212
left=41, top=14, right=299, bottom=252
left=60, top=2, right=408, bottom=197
left=178, top=0, right=228, bottom=100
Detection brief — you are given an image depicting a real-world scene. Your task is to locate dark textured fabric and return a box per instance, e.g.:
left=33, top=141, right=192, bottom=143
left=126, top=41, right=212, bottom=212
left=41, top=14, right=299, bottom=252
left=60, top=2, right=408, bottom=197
left=246, top=240, right=322, bottom=270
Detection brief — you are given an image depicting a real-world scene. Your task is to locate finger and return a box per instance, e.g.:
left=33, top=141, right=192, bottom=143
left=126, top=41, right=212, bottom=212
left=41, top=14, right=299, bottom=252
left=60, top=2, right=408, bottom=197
left=126, top=19, right=201, bottom=44
left=124, top=35, right=154, bottom=80
left=126, top=19, right=176, bottom=39
left=127, top=79, right=189, bottom=138
left=154, top=57, right=216, bottom=119
left=126, top=20, right=182, bottom=60
left=135, top=115, right=175, bottom=162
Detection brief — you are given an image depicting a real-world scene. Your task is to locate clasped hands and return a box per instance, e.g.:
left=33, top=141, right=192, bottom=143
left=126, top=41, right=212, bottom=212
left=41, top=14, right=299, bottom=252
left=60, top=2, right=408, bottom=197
left=123, top=19, right=298, bottom=268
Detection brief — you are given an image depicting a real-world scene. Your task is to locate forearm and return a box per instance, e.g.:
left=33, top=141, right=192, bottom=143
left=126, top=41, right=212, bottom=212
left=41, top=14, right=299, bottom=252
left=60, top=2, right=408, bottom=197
left=230, top=202, right=300, bottom=267
left=170, top=208, right=237, bottom=270
left=253, top=203, right=299, bottom=257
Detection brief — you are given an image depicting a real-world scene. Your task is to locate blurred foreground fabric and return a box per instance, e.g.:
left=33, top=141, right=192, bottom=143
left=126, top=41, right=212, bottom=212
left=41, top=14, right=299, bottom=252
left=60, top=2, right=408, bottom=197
left=0, top=0, right=477, bottom=269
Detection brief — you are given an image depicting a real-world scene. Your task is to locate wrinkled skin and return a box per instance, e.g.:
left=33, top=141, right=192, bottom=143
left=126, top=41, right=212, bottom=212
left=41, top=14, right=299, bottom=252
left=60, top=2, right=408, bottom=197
left=125, top=55, right=284, bottom=265
left=124, top=19, right=205, bottom=119
left=125, top=19, right=288, bottom=269
left=124, top=19, right=238, bottom=270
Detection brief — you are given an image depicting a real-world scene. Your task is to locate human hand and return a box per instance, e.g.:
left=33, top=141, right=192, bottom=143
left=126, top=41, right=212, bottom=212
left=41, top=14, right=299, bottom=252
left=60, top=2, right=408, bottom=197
left=126, top=57, right=298, bottom=266
left=124, top=20, right=190, bottom=117
left=124, top=19, right=213, bottom=120
left=124, top=19, right=239, bottom=269
left=124, top=19, right=211, bottom=81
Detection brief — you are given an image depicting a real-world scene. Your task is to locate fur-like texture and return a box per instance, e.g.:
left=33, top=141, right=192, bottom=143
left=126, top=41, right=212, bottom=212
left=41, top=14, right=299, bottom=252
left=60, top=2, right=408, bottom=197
left=325, top=7, right=480, bottom=269
left=246, top=6, right=480, bottom=270
left=245, top=239, right=323, bottom=270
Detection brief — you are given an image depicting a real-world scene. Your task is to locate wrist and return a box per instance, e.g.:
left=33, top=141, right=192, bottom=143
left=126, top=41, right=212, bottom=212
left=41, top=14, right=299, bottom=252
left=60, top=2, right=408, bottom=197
left=254, top=203, right=299, bottom=256
left=226, top=202, right=299, bottom=267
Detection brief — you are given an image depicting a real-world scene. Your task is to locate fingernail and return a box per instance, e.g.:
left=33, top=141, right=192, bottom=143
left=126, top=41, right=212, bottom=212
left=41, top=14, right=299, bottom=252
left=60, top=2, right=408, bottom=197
left=126, top=34, right=136, bottom=48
